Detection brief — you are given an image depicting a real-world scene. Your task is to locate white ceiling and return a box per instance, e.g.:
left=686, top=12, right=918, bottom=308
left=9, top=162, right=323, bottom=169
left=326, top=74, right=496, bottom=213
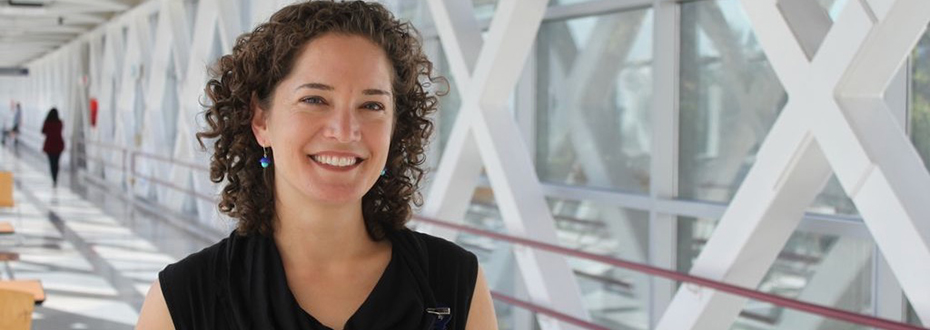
left=0, top=0, right=143, bottom=68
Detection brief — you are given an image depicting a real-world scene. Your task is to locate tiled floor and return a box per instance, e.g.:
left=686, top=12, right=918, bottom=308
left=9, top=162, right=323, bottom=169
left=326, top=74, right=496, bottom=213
left=0, top=147, right=215, bottom=329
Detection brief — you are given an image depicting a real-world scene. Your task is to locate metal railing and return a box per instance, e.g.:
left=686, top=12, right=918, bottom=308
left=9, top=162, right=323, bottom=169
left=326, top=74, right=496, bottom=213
left=413, top=216, right=926, bottom=330
left=76, top=140, right=212, bottom=201
left=75, top=140, right=225, bottom=242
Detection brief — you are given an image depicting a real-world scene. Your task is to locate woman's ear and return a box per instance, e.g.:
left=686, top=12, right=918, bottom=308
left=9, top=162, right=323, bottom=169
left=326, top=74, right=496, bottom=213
left=251, top=94, right=270, bottom=146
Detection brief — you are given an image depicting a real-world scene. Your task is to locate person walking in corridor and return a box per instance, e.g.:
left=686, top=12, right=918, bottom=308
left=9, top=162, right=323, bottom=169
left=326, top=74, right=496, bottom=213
left=42, top=108, right=65, bottom=187
left=3, top=103, right=23, bottom=152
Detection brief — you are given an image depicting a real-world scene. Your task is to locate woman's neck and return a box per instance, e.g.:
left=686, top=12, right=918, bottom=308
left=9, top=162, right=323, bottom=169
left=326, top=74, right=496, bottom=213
left=272, top=195, right=380, bottom=270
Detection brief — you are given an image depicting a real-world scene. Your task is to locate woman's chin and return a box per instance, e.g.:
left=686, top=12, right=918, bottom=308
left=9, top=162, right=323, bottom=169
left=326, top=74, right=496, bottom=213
left=303, top=186, right=367, bottom=205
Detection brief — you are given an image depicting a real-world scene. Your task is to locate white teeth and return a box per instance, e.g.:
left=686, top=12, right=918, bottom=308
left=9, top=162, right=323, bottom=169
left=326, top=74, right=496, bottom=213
left=312, top=155, right=358, bottom=167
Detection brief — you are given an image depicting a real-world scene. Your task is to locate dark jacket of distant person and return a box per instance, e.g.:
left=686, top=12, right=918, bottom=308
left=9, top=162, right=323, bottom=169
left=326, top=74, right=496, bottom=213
left=42, top=109, right=64, bottom=154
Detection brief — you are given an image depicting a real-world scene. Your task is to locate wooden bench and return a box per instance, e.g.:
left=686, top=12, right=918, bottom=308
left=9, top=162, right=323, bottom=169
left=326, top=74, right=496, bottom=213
left=0, top=280, right=45, bottom=305
left=0, top=288, right=33, bottom=330
left=0, top=222, right=13, bottom=235
left=0, top=171, right=12, bottom=208
left=0, top=252, right=18, bottom=261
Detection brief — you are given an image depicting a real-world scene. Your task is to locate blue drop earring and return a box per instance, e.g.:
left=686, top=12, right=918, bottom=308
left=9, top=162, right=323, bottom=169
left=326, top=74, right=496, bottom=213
left=380, top=168, right=386, bottom=177
left=260, top=147, right=270, bottom=168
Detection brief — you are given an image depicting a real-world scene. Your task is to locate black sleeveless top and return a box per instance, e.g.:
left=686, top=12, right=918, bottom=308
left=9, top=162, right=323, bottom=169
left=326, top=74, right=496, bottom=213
left=159, top=228, right=478, bottom=330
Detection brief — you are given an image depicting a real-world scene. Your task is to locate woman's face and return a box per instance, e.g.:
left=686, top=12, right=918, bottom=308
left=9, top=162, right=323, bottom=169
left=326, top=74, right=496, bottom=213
left=252, top=33, right=394, bottom=206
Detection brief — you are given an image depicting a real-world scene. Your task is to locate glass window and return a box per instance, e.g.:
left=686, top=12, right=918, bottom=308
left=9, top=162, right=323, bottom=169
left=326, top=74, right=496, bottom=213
left=548, top=196, right=651, bottom=329
left=456, top=188, right=651, bottom=329
left=472, top=0, right=498, bottom=21
left=536, top=9, right=653, bottom=193
left=384, top=0, right=431, bottom=28
left=910, top=26, right=930, bottom=173
left=679, top=0, right=786, bottom=203
left=738, top=301, right=868, bottom=330
left=809, top=176, right=859, bottom=215
left=384, top=0, right=496, bottom=32
left=678, top=216, right=874, bottom=329
left=678, top=0, right=857, bottom=216
left=906, top=301, right=925, bottom=326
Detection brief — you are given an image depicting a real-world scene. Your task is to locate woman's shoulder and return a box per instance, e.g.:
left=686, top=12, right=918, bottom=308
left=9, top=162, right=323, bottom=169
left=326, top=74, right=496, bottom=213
left=409, top=230, right=477, bottom=264
left=41, top=120, right=62, bottom=129
left=395, top=228, right=479, bottom=286
left=161, top=235, right=231, bottom=281
left=157, top=232, right=250, bottom=329
left=158, top=231, right=257, bottom=296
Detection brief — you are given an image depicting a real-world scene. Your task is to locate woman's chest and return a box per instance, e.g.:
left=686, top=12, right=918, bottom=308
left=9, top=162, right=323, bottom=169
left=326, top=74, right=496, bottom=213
left=292, top=278, right=378, bottom=328
left=285, top=256, right=392, bottom=329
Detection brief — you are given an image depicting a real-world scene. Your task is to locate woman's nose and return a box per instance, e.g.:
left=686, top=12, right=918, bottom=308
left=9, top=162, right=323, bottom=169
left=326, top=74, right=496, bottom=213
left=323, top=107, right=361, bottom=143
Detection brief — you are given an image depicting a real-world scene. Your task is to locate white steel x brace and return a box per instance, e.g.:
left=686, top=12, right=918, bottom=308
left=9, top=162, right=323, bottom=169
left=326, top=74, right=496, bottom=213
left=658, top=0, right=930, bottom=328
left=421, top=0, right=590, bottom=329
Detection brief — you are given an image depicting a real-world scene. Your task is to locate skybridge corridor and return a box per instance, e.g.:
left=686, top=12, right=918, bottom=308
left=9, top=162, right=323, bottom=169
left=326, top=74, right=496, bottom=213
left=0, top=0, right=929, bottom=329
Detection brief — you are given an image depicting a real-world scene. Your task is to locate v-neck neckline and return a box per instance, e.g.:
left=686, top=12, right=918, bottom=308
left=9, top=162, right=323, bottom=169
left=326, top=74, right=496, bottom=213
left=276, top=240, right=397, bottom=330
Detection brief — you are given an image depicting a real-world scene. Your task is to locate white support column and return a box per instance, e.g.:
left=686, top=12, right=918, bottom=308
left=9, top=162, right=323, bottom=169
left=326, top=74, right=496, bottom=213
left=170, top=0, right=219, bottom=216
left=114, top=13, right=143, bottom=157
left=649, top=0, right=679, bottom=327
left=874, top=251, right=905, bottom=321
left=818, top=0, right=930, bottom=322
left=419, top=0, right=484, bottom=240
left=99, top=24, right=126, bottom=185
left=87, top=35, right=104, bottom=176
left=128, top=12, right=152, bottom=186
left=168, top=0, right=190, bottom=79
left=216, top=0, right=243, bottom=53
left=249, top=0, right=280, bottom=29
left=140, top=0, right=185, bottom=201
left=871, top=48, right=909, bottom=323
left=196, top=0, right=243, bottom=232
left=70, top=42, right=89, bottom=171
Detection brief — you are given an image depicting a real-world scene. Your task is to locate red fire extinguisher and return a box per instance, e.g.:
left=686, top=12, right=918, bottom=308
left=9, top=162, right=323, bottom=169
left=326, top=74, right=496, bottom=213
left=89, top=98, right=98, bottom=127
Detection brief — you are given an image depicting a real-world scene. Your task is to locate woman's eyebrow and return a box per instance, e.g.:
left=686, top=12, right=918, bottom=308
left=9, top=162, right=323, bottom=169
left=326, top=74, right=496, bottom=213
left=295, top=83, right=390, bottom=97
left=295, top=82, right=333, bottom=91
left=363, top=89, right=392, bottom=97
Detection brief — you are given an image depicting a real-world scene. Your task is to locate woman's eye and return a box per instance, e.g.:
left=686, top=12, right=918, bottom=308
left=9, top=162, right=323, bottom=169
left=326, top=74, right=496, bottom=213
left=362, top=102, right=385, bottom=111
left=301, top=96, right=326, bottom=105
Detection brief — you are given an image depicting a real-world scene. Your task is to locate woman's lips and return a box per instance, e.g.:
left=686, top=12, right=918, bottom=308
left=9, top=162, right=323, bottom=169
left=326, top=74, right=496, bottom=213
left=309, top=154, right=364, bottom=172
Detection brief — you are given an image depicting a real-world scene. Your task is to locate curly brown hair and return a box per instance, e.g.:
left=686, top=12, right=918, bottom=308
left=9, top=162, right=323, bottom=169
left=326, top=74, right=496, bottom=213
left=197, top=0, right=442, bottom=240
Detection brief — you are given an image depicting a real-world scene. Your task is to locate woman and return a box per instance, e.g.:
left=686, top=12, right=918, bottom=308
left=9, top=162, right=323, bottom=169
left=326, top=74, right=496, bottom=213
left=136, top=1, right=497, bottom=330
left=42, top=107, right=64, bottom=187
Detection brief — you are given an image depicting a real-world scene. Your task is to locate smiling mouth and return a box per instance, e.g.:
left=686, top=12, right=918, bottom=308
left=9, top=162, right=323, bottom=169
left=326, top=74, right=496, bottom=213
left=309, top=154, right=364, bottom=167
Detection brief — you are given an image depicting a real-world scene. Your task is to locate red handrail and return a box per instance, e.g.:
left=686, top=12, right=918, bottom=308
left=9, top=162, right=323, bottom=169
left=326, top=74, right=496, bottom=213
left=77, top=154, right=126, bottom=171
left=413, top=216, right=927, bottom=330
left=132, top=171, right=215, bottom=202
left=81, top=140, right=210, bottom=173
left=81, top=140, right=125, bottom=152
left=132, top=150, right=209, bottom=173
